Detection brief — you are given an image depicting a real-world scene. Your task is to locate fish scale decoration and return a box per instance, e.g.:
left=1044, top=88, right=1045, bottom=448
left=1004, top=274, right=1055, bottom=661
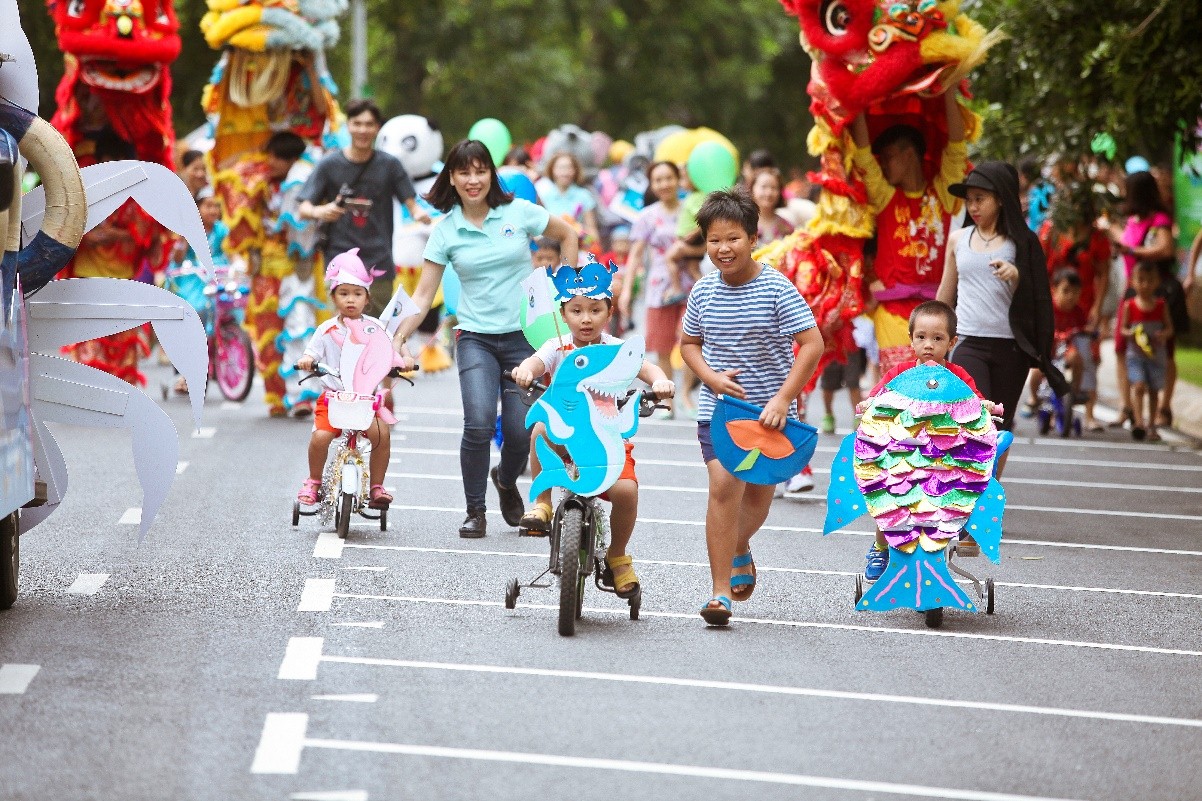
left=824, top=362, right=1005, bottom=613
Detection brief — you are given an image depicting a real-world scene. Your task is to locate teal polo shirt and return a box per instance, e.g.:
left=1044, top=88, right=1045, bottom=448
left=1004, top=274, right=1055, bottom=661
left=423, top=198, right=551, bottom=334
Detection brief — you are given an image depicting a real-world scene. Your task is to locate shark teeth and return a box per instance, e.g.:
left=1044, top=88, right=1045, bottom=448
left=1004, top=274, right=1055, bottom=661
left=582, top=381, right=622, bottom=419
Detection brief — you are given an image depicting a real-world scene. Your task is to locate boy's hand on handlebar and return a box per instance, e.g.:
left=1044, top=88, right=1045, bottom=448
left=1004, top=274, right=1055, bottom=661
left=708, top=368, right=745, bottom=399
left=651, top=379, right=676, bottom=399
left=296, top=355, right=316, bottom=372
left=510, top=365, right=536, bottom=388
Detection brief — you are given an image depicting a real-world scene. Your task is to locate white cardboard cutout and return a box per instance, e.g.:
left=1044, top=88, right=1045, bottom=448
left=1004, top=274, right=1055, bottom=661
left=0, top=0, right=40, bottom=113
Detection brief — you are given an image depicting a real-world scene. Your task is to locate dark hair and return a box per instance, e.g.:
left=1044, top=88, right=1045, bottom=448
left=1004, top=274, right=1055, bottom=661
left=504, top=146, right=531, bottom=167
left=909, top=300, right=957, bottom=337
left=1017, top=156, right=1042, bottom=183
left=1051, top=268, right=1082, bottom=288
left=750, top=168, right=786, bottom=209
left=344, top=98, right=384, bottom=125
left=1132, top=259, right=1162, bottom=281
left=643, top=160, right=681, bottom=206
left=181, top=149, right=204, bottom=168
left=423, top=139, right=514, bottom=213
left=534, top=236, right=560, bottom=255
left=94, top=129, right=135, bottom=162
left=1121, top=171, right=1169, bottom=219
left=747, top=148, right=776, bottom=170
left=264, top=131, right=306, bottom=161
left=696, top=188, right=758, bottom=237
left=560, top=296, right=613, bottom=312
left=872, top=125, right=926, bottom=159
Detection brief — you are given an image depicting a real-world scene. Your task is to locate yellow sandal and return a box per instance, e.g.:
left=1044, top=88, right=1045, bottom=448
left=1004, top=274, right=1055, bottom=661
left=604, top=555, right=640, bottom=599
left=519, top=502, right=553, bottom=534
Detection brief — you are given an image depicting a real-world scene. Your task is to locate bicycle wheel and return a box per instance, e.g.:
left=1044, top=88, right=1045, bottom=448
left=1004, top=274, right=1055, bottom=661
left=557, top=507, right=584, bottom=636
left=0, top=512, right=18, bottom=610
left=337, top=492, right=353, bottom=539
left=214, top=322, right=255, bottom=402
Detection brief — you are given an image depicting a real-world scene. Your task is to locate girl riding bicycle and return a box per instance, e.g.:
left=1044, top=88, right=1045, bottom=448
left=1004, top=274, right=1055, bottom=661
left=295, top=248, right=395, bottom=509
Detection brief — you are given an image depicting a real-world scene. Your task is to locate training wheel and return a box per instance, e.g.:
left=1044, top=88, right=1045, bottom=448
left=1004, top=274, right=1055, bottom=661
left=854, top=573, right=864, bottom=605
left=985, top=578, right=995, bottom=615
left=291, top=501, right=300, bottom=527
left=504, top=578, right=520, bottom=610
left=924, top=608, right=944, bottom=628
left=629, top=589, right=641, bottom=621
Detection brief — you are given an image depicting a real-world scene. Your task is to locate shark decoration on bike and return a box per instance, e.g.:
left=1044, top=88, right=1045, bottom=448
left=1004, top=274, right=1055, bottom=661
left=526, top=335, right=647, bottom=501
left=823, top=362, right=1006, bottom=613
left=547, top=260, right=619, bottom=302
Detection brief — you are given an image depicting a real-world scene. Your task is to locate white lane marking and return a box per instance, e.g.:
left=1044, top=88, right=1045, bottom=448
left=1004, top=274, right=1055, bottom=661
left=192, top=427, right=217, bottom=439
left=310, top=694, right=378, bottom=704
left=384, top=472, right=1202, bottom=522
left=341, top=544, right=1202, bottom=601
left=298, top=580, right=335, bottom=612
left=250, top=713, right=308, bottom=774
left=303, top=737, right=1083, bottom=801
left=384, top=504, right=1202, bottom=557
left=279, top=637, right=324, bottom=680
left=176, top=461, right=189, bottom=475
left=313, top=531, right=344, bottom=560
left=331, top=621, right=385, bottom=629
left=0, top=664, right=40, bottom=694
left=66, top=573, right=110, bottom=595
left=320, top=654, right=1202, bottom=729
left=118, top=508, right=141, bottom=525
left=291, top=792, right=368, bottom=801
left=391, top=449, right=1202, bottom=495
left=334, top=592, right=1202, bottom=657
left=342, top=566, right=387, bottom=572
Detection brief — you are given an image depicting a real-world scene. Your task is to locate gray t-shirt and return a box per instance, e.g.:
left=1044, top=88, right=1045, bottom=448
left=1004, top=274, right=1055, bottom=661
left=954, top=230, right=1016, bottom=339
left=299, top=149, right=416, bottom=276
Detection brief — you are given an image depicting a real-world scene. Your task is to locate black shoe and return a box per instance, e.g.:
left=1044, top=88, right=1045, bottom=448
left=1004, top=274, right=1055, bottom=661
left=490, top=466, right=525, bottom=527
left=459, top=509, right=487, bottom=538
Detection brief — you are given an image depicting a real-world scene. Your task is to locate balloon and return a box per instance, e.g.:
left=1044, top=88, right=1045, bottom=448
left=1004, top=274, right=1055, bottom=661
left=498, top=169, right=538, bottom=203
left=1125, top=155, right=1150, bottom=174
left=687, top=140, right=738, bottom=193
left=654, top=127, right=738, bottom=166
left=609, top=139, right=634, bottom=165
left=441, top=265, right=461, bottom=316
left=468, top=118, right=512, bottom=165
left=1090, top=132, right=1117, bottom=162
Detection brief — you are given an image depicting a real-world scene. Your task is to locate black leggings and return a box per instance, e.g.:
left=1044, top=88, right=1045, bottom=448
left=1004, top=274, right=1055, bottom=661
left=951, top=336, right=1029, bottom=431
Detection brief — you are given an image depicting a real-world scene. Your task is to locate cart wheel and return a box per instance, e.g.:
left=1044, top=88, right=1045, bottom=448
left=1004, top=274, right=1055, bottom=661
left=629, top=589, right=641, bottom=621
left=380, top=508, right=388, bottom=531
left=924, top=607, right=944, bottom=628
left=504, top=578, right=520, bottom=610
left=854, top=573, right=864, bottom=604
left=337, top=493, right=352, bottom=539
left=292, top=501, right=300, bottom=527
left=985, top=578, right=995, bottom=615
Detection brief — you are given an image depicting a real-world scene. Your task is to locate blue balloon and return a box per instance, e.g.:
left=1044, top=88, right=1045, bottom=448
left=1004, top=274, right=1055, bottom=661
left=1125, top=156, right=1150, bottom=174
left=499, top=169, right=538, bottom=203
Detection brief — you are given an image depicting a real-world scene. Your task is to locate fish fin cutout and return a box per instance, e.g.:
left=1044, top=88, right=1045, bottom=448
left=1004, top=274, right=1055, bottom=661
left=858, top=547, right=978, bottom=613
left=964, top=477, right=1005, bottom=564
left=823, top=432, right=868, bottom=535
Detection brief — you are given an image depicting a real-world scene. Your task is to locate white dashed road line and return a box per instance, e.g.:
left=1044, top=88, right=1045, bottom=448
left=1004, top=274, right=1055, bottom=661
left=0, top=664, right=40, bottom=694
left=66, top=573, right=109, bottom=595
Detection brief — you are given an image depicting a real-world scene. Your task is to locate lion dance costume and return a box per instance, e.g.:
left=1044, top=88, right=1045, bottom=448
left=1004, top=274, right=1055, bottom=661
left=765, top=0, right=999, bottom=379
left=48, top=0, right=180, bottom=385
left=201, top=0, right=347, bottom=414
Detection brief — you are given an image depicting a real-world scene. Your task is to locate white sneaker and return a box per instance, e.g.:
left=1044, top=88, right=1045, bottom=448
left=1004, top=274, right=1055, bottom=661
left=784, top=466, right=815, bottom=493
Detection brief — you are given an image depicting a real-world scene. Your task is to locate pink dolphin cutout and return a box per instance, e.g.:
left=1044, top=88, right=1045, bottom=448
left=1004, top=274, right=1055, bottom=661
left=341, top=317, right=405, bottom=424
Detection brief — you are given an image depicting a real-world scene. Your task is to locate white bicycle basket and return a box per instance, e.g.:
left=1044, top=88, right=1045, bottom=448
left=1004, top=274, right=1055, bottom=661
left=327, top=391, right=377, bottom=430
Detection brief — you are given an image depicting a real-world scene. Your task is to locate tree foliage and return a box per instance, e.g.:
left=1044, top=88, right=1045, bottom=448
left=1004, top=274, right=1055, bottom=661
left=970, top=0, right=1202, bottom=165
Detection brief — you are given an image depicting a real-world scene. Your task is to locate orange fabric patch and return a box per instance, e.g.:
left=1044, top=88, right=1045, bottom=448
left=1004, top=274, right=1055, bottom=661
left=725, top=419, right=795, bottom=459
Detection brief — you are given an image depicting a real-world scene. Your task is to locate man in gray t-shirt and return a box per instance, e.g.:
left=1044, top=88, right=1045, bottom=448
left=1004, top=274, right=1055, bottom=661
left=299, top=99, right=430, bottom=312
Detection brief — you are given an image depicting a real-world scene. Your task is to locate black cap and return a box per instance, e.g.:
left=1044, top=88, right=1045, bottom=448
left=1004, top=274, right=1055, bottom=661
left=948, top=169, right=999, bottom=199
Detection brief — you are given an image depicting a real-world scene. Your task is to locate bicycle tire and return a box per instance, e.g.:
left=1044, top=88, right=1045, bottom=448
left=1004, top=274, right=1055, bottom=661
left=0, top=512, right=18, bottom=610
left=215, top=323, right=255, bottom=402
left=337, top=493, right=353, bottom=539
left=557, top=507, right=584, bottom=636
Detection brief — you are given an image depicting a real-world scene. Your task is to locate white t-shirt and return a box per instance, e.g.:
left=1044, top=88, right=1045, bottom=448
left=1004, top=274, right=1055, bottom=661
left=535, top=333, right=621, bottom=378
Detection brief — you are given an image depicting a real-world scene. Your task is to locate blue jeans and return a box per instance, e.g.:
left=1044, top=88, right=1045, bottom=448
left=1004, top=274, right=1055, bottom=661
left=456, top=330, right=535, bottom=510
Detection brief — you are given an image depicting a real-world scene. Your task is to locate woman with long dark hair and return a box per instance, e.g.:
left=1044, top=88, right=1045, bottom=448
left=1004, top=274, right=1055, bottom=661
left=937, top=162, right=1067, bottom=464
left=392, top=139, right=580, bottom=538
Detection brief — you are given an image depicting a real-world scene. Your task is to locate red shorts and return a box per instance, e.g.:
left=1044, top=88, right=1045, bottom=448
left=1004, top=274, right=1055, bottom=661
left=645, top=303, right=686, bottom=356
left=314, top=392, right=384, bottom=435
left=600, top=442, right=638, bottom=501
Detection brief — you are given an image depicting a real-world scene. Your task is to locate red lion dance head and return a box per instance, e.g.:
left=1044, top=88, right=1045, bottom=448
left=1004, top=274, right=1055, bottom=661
left=48, top=0, right=182, bottom=167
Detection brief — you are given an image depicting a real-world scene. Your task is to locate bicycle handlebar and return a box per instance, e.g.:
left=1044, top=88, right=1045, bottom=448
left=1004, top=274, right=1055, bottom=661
left=502, top=370, right=669, bottom=418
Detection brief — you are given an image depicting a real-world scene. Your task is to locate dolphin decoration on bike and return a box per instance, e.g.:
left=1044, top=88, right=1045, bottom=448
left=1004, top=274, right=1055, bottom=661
left=526, top=335, right=647, bottom=501
left=824, top=362, right=1006, bottom=613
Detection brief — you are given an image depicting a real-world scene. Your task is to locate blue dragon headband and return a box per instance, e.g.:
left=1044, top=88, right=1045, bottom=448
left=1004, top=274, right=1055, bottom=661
left=547, top=260, right=619, bottom=302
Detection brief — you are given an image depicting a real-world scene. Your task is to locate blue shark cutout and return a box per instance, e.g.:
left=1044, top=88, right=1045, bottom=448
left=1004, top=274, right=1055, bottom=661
left=526, top=335, right=646, bottom=501
left=547, top=260, right=619, bottom=302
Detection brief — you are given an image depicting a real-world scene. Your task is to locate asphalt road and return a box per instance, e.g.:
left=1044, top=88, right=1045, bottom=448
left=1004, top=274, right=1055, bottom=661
left=2, top=360, right=1201, bottom=801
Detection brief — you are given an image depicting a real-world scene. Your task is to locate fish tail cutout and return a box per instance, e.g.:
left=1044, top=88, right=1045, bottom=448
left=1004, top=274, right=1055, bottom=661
left=991, top=430, right=1013, bottom=477
left=528, top=435, right=568, bottom=502
left=858, top=547, right=978, bottom=613
left=964, top=477, right=1005, bottom=564
left=823, top=432, right=868, bottom=535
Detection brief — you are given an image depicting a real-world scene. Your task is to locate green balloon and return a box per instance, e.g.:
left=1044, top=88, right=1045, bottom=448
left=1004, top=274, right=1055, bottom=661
left=687, top=141, right=737, bottom=193
left=468, top=118, right=513, bottom=165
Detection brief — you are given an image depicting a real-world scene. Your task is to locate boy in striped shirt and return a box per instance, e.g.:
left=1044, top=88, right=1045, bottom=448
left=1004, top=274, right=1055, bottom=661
left=681, top=190, right=824, bottom=625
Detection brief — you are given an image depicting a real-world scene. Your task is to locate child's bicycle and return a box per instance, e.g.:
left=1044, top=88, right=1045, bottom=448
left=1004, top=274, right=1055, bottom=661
left=500, top=370, right=665, bottom=636
left=1035, top=337, right=1087, bottom=438
left=162, top=261, right=255, bottom=402
left=290, top=362, right=413, bottom=539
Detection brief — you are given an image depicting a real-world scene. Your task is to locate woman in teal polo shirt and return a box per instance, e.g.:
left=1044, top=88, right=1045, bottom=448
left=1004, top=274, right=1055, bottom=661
left=393, top=139, right=579, bottom=538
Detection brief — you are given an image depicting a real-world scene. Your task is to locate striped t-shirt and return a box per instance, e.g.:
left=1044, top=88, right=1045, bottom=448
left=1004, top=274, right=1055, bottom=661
left=682, top=264, right=817, bottom=422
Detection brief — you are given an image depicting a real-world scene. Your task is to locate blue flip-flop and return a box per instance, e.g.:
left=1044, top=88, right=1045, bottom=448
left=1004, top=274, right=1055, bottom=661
left=731, top=551, right=756, bottom=600
left=700, top=595, right=733, bottom=626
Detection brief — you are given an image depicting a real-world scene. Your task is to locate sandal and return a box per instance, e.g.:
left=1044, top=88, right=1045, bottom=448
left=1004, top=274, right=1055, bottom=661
left=519, top=502, right=553, bottom=534
left=603, top=555, right=641, bottom=599
left=368, top=484, right=393, bottom=509
left=700, top=595, right=732, bottom=626
left=297, top=478, right=321, bottom=506
left=730, top=551, right=756, bottom=601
